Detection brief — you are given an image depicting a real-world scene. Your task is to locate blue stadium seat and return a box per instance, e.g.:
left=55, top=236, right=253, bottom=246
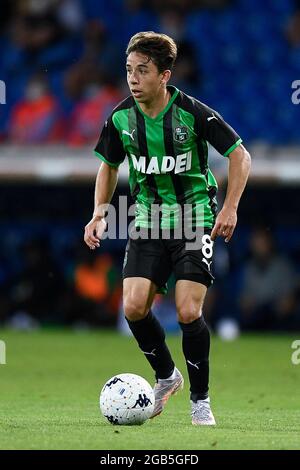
left=121, top=11, right=159, bottom=45
left=0, top=0, right=299, bottom=145
left=36, top=37, right=84, bottom=71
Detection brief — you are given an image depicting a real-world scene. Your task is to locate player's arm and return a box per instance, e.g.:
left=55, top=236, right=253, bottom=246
left=197, top=102, right=251, bottom=243
left=84, top=162, right=119, bottom=250
left=84, top=115, right=125, bottom=250
left=211, top=144, right=251, bottom=243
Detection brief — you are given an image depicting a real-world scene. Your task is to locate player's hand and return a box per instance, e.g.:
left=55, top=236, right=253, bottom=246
left=84, top=216, right=107, bottom=250
left=211, top=207, right=237, bottom=243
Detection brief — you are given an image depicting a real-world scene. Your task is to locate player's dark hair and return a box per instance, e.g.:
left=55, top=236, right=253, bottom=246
left=126, top=31, right=177, bottom=73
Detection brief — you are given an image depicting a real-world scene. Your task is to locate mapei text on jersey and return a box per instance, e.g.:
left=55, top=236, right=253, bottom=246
left=130, top=151, right=192, bottom=175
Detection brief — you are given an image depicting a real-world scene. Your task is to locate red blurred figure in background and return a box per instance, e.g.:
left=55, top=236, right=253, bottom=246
left=8, top=75, right=64, bottom=143
left=66, top=80, right=122, bottom=147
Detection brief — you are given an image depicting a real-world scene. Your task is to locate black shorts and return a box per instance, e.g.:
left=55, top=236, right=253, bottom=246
left=122, top=227, right=215, bottom=294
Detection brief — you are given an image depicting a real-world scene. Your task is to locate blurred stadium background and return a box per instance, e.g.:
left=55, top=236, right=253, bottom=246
left=0, top=0, right=300, bottom=335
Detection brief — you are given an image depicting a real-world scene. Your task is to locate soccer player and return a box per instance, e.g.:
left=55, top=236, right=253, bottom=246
left=84, top=32, right=251, bottom=425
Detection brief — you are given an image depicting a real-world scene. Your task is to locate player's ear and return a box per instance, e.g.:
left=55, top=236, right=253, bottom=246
left=161, top=70, right=171, bottom=85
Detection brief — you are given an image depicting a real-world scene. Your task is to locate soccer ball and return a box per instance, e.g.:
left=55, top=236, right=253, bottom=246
left=99, top=373, right=155, bottom=425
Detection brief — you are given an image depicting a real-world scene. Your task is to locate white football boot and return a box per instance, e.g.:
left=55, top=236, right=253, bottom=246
left=150, top=367, right=184, bottom=418
left=191, top=397, right=216, bottom=425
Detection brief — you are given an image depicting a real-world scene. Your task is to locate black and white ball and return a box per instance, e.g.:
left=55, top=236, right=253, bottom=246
left=100, top=373, right=155, bottom=425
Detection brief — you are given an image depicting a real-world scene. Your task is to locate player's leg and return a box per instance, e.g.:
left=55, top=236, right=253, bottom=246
left=175, top=279, right=215, bottom=425
left=122, top=230, right=176, bottom=380
left=123, top=276, right=175, bottom=380
left=175, top=280, right=208, bottom=396
left=122, top=229, right=185, bottom=417
left=167, top=226, right=216, bottom=425
left=123, top=276, right=183, bottom=418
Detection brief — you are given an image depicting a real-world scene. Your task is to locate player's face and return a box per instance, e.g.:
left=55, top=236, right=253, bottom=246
left=126, top=52, right=168, bottom=103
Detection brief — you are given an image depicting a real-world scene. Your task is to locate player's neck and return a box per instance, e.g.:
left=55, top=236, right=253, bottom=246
left=139, top=88, right=170, bottom=119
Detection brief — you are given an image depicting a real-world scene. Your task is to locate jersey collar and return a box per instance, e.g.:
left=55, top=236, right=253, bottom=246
left=134, top=85, right=179, bottom=122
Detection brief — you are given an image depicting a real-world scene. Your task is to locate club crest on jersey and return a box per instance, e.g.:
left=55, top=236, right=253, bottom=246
left=173, top=126, right=189, bottom=142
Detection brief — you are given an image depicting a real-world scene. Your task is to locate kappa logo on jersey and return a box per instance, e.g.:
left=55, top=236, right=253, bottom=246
left=130, top=151, right=192, bottom=175
left=173, top=126, right=189, bottom=142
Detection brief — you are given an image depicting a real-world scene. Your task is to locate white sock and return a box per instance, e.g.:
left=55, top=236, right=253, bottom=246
left=199, top=397, right=210, bottom=403
left=158, top=367, right=176, bottom=382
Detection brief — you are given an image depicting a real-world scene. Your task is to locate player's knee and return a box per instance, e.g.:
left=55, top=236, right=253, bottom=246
left=123, top=297, right=149, bottom=321
left=177, top=303, right=202, bottom=324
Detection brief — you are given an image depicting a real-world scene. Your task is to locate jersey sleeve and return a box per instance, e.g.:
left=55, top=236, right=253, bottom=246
left=197, top=102, right=242, bottom=157
left=94, top=115, right=125, bottom=167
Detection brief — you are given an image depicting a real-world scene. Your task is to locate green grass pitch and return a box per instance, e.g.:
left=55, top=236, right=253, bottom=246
left=0, top=329, right=299, bottom=450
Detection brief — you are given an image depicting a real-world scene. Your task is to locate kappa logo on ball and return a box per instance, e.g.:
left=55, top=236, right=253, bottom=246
left=104, top=377, right=124, bottom=389
left=132, top=393, right=152, bottom=408
left=100, top=373, right=155, bottom=425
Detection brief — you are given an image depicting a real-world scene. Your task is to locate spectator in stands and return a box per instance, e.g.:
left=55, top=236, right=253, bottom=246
left=171, top=40, right=201, bottom=96
left=286, top=0, right=300, bottom=46
left=7, top=238, right=66, bottom=326
left=11, top=0, right=83, bottom=52
left=8, top=75, right=64, bottom=143
left=62, top=16, right=123, bottom=146
left=62, top=249, right=122, bottom=327
left=150, top=0, right=232, bottom=13
left=64, top=19, right=122, bottom=102
left=65, top=74, right=122, bottom=146
left=0, top=0, right=13, bottom=35
left=238, top=228, right=298, bottom=331
left=157, top=8, right=201, bottom=95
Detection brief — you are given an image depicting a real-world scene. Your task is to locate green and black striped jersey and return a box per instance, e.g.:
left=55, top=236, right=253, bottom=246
left=94, top=86, right=242, bottom=229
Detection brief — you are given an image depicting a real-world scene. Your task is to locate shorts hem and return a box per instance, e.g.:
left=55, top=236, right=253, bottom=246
left=122, top=274, right=168, bottom=294
left=175, top=273, right=214, bottom=288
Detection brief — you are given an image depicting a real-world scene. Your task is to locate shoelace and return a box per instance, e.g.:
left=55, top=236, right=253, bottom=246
left=192, top=402, right=211, bottom=420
